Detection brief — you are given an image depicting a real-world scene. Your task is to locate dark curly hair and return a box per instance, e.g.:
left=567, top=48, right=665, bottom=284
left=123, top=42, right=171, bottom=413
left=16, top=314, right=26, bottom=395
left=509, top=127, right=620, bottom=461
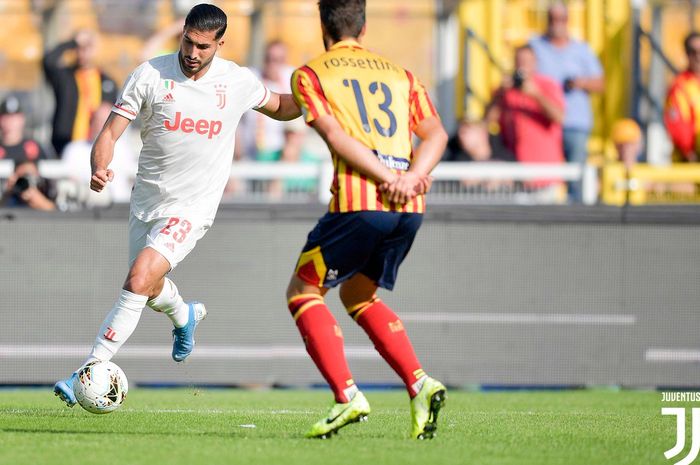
left=318, top=0, right=366, bottom=42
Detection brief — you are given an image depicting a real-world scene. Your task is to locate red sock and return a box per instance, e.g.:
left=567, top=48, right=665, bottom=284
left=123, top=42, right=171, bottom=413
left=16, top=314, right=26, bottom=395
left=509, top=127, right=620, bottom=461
left=349, top=297, right=425, bottom=398
left=288, top=294, right=355, bottom=403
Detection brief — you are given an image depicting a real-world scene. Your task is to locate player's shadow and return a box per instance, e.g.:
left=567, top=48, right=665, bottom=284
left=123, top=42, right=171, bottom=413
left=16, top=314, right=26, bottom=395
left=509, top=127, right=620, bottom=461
left=0, top=427, right=240, bottom=438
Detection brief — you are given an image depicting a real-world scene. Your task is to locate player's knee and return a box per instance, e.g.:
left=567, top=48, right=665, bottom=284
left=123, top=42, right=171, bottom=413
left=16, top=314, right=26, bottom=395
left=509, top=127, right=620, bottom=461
left=338, top=285, right=355, bottom=308
left=339, top=283, right=373, bottom=309
left=285, top=279, right=297, bottom=302
left=123, top=273, right=155, bottom=297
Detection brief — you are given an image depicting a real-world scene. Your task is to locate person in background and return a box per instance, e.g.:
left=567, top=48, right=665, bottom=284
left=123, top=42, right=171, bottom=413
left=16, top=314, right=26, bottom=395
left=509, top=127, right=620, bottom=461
left=1, top=160, right=56, bottom=210
left=61, top=102, right=139, bottom=204
left=236, top=40, right=306, bottom=196
left=444, top=118, right=515, bottom=192
left=486, top=45, right=565, bottom=194
left=141, top=17, right=186, bottom=61
left=43, top=29, right=118, bottom=157
left=611, top=119, right=642, bottom=170
left=665, top=31, right=700, bottom=163
left=444, top=118, right=515, bottom=163
left=0, top=95, right=50, bottom=164
left=529, top=2, right=605, bottom=201
left=486, top=45, right=565, bottom=165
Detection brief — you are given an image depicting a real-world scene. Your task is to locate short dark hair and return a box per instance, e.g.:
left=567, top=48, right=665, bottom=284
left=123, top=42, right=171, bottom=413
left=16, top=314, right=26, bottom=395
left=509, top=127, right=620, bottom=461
left=318, top=0, right=366, bottom=42
left=185, top=3, right=227, bottom=40
left=685, top=31, right=700, bottom=55
left=515, top=44, right=534, bottom=56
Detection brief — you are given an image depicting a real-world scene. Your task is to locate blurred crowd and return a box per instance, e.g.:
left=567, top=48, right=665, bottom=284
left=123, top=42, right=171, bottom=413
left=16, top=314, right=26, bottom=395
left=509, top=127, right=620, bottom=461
left=2, top=2, right=700, bottom=209
left=445, top=3, right=604, bottom=201
left=443, top=2, right=700, bottom=203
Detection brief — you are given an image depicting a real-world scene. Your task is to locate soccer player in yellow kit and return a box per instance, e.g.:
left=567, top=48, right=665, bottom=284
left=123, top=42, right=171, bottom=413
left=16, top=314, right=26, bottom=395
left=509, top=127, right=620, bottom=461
left=285, top=0, right=449, bottom=439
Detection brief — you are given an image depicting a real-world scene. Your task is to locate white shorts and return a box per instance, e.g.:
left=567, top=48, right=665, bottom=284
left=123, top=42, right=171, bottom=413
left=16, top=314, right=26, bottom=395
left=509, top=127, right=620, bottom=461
left=128, top=214, right=212, bottom=270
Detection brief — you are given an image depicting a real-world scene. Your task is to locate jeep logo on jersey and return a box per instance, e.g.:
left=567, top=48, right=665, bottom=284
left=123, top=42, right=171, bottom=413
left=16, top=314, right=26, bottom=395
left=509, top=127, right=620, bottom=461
left=163, top=112, right=222, bottom=139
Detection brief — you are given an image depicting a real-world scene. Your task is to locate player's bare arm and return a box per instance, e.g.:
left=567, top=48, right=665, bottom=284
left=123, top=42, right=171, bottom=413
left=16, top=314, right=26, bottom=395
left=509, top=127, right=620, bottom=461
left=256, top=92, right=302, bottom=121
left=311, top=114, right=398, bottom=187
left=90, top=112, right=131, bottom=192
left=381, top=116, right=447, bottom=203
left=407, top=115, right=448, bottom=189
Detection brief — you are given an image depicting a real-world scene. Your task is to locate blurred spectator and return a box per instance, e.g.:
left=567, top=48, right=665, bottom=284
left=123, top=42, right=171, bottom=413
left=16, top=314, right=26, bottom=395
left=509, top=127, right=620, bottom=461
left=444, top=119, right=515, bottom=163
left=0, top=95, right=50, bottom=164
left=486, top=45, right=565, bottom=165
left=611, top=119, right=642, bottom=170
left=443, top=119, right=515, bottom=193
left=141, top=17, right=185, bottom=61
left=665, top=32, right=700, bottom=162
left=529, top=2, right=604, bottom=201
left=1, top=161, right=56, bottom=210
left=43, top=30, right=118, bottom=157
left=61, top=102, right=138, bottom=204
left=235, top=40, right=306, bottom=196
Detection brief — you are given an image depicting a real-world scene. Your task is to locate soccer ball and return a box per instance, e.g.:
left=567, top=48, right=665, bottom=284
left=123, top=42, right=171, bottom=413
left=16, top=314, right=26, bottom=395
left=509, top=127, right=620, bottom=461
left=72, top=361, right=128, bottom=414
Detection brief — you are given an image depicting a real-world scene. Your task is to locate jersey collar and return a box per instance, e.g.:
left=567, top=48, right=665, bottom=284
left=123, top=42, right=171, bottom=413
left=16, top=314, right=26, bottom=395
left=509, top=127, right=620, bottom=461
left=329, top=39, right=364, bottom=51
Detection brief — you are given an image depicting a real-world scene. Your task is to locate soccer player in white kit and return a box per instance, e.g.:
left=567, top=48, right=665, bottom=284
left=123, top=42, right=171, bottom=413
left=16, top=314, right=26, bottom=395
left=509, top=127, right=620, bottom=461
left=54, top=3, right=302, bottom=406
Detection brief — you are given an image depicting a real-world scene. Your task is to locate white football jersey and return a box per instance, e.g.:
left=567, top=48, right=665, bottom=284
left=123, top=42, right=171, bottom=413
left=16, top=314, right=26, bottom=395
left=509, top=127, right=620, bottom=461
left=112, top=53, right=270, bottom=221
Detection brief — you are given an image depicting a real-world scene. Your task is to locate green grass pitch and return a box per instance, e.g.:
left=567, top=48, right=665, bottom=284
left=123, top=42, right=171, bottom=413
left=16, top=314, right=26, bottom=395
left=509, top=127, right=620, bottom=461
left=0, top=388, right=676, bottom=464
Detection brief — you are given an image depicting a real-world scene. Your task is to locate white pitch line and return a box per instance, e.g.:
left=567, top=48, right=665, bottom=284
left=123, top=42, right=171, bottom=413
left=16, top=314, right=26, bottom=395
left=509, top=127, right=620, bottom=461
left=401, top=312, right=636, bottom=325
left=646, top=349, right=700, bottom=362
left=0, top=345, right=379, bottom=359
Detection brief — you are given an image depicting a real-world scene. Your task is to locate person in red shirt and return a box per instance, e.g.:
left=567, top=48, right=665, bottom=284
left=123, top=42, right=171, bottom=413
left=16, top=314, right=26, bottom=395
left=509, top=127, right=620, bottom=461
left=486, top=45, right=565, bottom=165
left=665, top=32, right=700, bottom=162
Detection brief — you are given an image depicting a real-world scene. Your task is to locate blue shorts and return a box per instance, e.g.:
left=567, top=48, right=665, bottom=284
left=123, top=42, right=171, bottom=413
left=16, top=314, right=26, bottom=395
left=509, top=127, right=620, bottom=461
left=294, top=211, right=423, bottom=290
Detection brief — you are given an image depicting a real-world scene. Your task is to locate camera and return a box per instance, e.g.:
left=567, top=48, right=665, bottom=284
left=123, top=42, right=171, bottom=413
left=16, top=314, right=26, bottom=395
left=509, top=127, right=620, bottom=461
left=563, top=77, right=575, bottom=93
left=12, top=174, right=39, bottom=196
left=512, top=70, right=526, bottom=89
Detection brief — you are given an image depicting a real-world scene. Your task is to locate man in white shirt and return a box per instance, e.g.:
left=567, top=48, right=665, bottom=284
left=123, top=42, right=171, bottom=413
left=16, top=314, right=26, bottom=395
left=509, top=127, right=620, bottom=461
left=54, top=3, right=301, bottom=407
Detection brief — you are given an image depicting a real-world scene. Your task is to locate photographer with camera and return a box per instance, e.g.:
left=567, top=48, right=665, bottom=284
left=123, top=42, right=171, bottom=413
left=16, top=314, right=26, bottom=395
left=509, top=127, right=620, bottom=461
left=2, top=160, right=56, bottom=210
left=486, top=45, right=565, bottom=166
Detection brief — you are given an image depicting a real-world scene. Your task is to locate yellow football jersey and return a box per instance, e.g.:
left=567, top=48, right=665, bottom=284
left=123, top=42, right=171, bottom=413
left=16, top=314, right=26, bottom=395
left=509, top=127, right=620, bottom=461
left=291, top=39, right=438, bottom=213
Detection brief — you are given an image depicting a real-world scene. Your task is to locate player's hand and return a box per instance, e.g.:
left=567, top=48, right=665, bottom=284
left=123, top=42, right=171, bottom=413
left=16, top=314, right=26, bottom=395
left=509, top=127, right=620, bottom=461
left=415, top=175, right=433, bottom=195
left=382, top=171, right=423, bottom=205
left=520, top=78, right=540, bottom=97
left=90, top=169, right=114, bottom=192
left=20, top=187, right=54, bottom=210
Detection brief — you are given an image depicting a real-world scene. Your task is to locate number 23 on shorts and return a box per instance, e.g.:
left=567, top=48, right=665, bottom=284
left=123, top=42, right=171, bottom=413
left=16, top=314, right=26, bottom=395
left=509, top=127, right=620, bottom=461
left=159, top=217, right=192, bottom=244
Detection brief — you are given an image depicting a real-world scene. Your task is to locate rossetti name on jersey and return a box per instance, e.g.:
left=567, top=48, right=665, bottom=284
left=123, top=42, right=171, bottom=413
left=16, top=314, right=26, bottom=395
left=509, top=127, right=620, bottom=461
left=163, top=112, right=222, bottom=139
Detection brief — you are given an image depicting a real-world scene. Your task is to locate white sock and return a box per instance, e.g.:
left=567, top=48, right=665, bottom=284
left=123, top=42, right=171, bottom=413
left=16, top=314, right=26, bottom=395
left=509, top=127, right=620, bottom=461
left=343, top=384, right=359, bottom=402
left=89, top=289, right=148, bottom=362
left=147, top=277, right=189, bottom=328
left=411, top=375, right=428, bottom=396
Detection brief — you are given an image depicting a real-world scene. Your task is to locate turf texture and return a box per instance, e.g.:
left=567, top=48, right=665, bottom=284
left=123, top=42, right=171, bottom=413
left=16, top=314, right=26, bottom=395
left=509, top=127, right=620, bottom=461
left=0, top=389, right=678, bottom=465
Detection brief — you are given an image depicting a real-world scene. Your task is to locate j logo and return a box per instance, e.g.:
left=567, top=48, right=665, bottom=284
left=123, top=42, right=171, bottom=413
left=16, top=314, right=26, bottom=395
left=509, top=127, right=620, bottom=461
left=215, top=84, right=227, bottom=109
left=664, top=408, right=700, bottom=465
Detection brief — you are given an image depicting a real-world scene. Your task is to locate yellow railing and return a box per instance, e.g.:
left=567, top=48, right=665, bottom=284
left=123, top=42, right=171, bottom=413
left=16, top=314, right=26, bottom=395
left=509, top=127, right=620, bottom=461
left=601, top=163, right=700, bottom=205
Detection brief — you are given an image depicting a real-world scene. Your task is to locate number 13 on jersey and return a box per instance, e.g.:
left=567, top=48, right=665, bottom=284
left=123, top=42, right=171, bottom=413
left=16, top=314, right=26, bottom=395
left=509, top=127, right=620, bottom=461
left=343, top=79, right=397, bottom=138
